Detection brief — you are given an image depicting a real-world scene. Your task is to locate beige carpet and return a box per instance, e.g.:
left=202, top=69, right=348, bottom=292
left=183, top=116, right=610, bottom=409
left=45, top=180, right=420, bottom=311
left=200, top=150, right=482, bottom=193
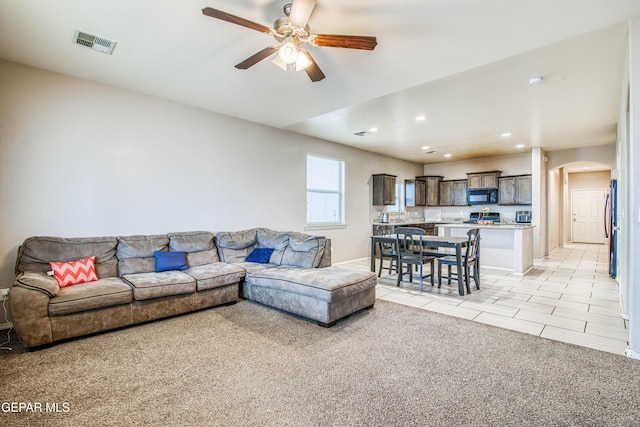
left=2, top=299, right=640, bottom=426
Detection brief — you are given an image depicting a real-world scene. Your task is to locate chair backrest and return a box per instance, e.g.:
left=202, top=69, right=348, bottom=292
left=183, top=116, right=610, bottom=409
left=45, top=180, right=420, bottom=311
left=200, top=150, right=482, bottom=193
left=375, top=225, right=395, bottom=253
left=466, top=228, right=480, bottom=260
left=395, top=227, right=425, bottom=256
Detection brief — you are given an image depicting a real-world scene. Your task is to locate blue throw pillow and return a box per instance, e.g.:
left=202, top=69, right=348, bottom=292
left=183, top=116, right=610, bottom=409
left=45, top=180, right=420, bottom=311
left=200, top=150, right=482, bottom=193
left=154, top=251, right=188, bottom=272
left=246, top=248, right=274, bottom=264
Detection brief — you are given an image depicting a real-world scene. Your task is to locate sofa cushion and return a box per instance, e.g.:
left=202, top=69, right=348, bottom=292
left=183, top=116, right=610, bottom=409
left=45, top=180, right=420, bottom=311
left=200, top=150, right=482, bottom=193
left=122, top=271, right=196, bottom=301
left=168, top=231, right=219, bottom=267
left=245, top=266, right=376, bottom=303
left=232, top=262, right=277, bottom=275
left=281, top=233, right=327, bottom=268
left=48, top=277, right=133, bottom=316
left=154, top=251, right=188, bottom=272
left=49, top=256, right=99, bottom=287
left=216, top=229, right=258, bottom=263
left=256, top=229, right=289, bottom=264
left=117, top=235, right=169, bottom=275
left=184, top=263, right=246, bottom=291
left=185, top=249, right=219, bottom=267
left=15, top=236, right=119, bottom=278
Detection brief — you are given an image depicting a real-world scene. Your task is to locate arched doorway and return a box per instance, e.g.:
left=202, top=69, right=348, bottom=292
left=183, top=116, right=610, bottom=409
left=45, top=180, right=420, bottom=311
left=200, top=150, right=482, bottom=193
left=547, top=161, right=612, bottom=252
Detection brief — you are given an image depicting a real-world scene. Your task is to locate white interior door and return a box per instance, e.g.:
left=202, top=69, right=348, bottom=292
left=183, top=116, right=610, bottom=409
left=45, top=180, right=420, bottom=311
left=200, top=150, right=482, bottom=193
left=571, top=188, right=605, bottom=244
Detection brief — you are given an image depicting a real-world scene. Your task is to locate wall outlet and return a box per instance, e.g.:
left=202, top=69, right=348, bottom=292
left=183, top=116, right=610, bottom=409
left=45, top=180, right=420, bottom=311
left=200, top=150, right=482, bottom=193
left=0, top=288, right=9, bottom=300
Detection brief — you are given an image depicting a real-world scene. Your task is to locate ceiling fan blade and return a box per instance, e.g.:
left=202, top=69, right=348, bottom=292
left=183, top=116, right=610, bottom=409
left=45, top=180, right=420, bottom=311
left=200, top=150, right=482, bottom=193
left=303, top=51, right=325, bottom=82
left=202, top=7, right=271, bottom=33
left=235, top=46, right=279, bottom=69
left=289, top=0, right=316, bottom=28
left=312, top=34, right=377, bottom=50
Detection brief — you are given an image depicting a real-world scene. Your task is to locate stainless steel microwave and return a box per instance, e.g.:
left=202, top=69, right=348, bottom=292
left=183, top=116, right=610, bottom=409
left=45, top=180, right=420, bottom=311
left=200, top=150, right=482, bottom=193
left=467, top=188, right=498, bottom=205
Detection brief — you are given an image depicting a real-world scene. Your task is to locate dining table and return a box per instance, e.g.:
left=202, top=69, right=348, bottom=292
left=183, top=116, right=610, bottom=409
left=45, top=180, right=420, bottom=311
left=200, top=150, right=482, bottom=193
left=370, top=234, right=472, bottom=296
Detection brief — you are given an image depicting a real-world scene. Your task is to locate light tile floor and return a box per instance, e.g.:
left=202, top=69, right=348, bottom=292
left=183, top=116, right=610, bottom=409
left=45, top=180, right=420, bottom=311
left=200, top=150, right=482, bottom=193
left=339, top=243, right=628, bottom=355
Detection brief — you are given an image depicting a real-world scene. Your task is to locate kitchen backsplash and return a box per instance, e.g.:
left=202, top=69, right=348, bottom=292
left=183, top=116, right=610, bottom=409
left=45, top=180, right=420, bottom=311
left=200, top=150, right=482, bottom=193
left=372, top=205, right=525, bottom=224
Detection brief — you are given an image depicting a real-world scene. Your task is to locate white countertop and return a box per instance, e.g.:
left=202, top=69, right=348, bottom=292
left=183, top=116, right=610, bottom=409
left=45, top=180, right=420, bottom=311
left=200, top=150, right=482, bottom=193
left=372, top=221, right=443, bottom=226
left=437, top=223, right=535, bottom=229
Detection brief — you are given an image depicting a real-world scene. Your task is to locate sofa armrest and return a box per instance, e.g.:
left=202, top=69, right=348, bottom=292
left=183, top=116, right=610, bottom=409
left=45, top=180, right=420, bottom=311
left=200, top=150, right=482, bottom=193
left=15, top=272, right=60, bottom=297
left=9, top=283, right=54, bottom=348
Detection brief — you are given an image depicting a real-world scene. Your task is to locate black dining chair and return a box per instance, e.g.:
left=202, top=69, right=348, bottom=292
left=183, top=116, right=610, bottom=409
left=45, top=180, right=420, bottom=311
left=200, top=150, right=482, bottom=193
left=438, top=228, right=481, bottom=293
left=375, top=225, right=398, bottom=277
left=395, top=227, right=436, bottom=291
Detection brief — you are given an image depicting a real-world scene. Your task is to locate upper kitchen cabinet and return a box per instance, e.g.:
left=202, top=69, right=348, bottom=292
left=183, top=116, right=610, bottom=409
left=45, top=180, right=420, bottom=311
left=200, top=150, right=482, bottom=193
left=405, top=177, right=427, bottom=207
left=372, top=174, right=397, bottom=205
left=499, top=175, right=532, bottom=205
left=467, top=171, right=501, bottom=189
left=439, top=179, right=467, bottom=206
left=419, top=176, right=443, bottom=206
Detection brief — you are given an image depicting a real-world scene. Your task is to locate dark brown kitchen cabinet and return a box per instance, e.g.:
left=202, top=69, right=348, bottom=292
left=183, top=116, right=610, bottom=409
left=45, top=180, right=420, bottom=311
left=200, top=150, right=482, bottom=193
left=439, top=179, right=467, bottom=206
left=419, top=176, right=443, bottom=206
left=405, top=177, right=427, bottom=207
left=372, top=174, right=397, bottom=205
left=407, top=223, right=436, bottom=235
left=499, top=175, right=532, bottom=205
left=467, top=171, right=501, bottom=189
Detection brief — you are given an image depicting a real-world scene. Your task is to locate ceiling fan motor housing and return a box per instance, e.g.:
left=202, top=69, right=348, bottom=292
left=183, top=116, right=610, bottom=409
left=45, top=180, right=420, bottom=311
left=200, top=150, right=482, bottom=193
left=273, top=17, right=310, bottom=43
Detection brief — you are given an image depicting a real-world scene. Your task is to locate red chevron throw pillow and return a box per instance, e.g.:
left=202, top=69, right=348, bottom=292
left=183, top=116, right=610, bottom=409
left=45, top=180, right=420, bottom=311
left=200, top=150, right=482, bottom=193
left=49, top=256, right=99, bottom=287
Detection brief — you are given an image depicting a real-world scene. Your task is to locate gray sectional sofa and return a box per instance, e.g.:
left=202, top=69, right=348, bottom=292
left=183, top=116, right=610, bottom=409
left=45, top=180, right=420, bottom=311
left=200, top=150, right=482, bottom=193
left=9, top=228, right=377, bottom=348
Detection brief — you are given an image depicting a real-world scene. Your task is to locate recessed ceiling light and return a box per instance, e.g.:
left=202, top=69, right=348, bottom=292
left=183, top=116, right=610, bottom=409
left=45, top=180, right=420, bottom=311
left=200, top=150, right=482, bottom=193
left=421, top=146, right=430, bottom=150
left=444, top=153, right=452, bottom=158
left=369, top=127, right=378, bottom=133
left=501, top=132, right=512, bottom=138
left=583, top=166, right=591, bottom=171
left=415, top=115, right=427, bottom=121
left=516, top=144, right=525, bottom=149
left=528, top=76, right=544, bottom=85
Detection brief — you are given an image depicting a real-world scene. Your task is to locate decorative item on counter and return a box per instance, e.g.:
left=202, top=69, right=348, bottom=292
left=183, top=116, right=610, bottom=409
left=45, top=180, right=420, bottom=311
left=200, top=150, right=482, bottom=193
left=478, top=206, right=493, bottom=224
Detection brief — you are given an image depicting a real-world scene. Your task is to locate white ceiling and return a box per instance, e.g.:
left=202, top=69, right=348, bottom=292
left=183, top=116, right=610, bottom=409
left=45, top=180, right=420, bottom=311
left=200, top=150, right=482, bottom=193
left=1, top=0, right=639, bottom=165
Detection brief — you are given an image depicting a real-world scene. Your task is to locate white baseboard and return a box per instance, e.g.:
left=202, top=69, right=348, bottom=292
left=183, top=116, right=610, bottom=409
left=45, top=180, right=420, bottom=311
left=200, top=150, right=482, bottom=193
left=625, top=347, right=640, bottom=360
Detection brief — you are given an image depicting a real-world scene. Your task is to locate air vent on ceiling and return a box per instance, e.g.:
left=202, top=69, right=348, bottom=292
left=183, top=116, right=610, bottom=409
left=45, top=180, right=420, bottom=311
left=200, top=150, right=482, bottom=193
left=73, top=30, right=117, bottom=55
left=353, top=131, right=371, bottom=137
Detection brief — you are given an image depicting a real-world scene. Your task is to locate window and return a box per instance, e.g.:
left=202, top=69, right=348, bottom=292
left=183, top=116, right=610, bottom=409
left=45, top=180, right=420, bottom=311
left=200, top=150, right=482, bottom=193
left=307, top=154, right=345, bottom=227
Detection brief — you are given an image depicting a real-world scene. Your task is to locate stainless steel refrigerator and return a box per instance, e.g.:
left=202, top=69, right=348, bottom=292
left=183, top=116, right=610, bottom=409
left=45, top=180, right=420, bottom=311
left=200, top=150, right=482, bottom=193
left=605, top=179, right=618, bottom=278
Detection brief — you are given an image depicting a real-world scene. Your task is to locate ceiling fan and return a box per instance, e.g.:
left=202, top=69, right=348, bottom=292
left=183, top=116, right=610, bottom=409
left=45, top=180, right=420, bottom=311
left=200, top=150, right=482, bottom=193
left=201, top=0, right=377, bottom=82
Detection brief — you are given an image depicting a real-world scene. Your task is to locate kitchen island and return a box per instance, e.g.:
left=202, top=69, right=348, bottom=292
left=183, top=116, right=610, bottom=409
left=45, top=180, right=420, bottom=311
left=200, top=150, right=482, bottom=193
left=438, top=223, right=534, bottom=275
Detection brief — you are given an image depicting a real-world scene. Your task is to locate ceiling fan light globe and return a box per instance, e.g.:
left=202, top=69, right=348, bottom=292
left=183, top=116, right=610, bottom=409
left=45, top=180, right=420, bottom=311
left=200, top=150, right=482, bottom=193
left=294, top=51, right=312, bottom=71
left=279, top=41, right=298, bottom=64
left=271, top=54, right=288, bottom=71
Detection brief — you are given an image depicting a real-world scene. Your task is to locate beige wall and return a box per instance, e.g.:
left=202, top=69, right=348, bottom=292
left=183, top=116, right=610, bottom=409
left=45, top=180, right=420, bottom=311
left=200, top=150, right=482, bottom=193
left=568, top=170, right=611, bottom=190
left=424, top=153, right=532, bottom=179
left=0, top=59, right=424, bottom=319
left=547, top=146, right=616, bottom=171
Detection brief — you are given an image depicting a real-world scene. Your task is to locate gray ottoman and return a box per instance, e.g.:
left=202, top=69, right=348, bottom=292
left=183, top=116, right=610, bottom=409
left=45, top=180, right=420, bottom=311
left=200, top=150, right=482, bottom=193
left=243, top=266, right=377, bottom=327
